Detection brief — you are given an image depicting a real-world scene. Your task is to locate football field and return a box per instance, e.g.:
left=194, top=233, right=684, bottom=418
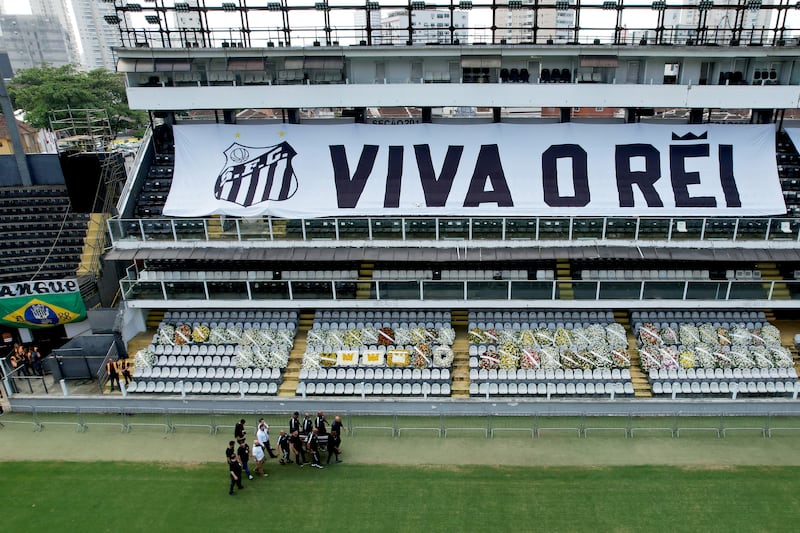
left=1, top=413, right=800, bottom=532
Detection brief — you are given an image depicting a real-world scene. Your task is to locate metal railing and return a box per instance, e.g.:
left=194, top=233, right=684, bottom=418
left=119, top=276, right=800, bottom=304
left=3, top=408, right=800, bottom=439
left=108, top=215, right=800, bottom=245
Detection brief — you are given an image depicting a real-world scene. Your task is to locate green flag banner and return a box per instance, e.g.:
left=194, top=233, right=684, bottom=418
left=0, top=279, right=87, bottom=329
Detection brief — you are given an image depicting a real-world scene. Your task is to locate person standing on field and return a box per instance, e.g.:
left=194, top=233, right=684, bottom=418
left=327, top=415, right=343, bottom=464
left=277, top=430, right=292, bottom=464
left=228, top=452, right=244, bottom=495
left=252, top=439, right=267, bottom=477
left=106, top=359, right=120, bottom=392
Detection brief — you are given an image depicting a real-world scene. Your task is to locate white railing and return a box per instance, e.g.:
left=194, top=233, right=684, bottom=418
left=119, top=276, right=800, bottom=304
left=108, top=215, right=800, bottom=245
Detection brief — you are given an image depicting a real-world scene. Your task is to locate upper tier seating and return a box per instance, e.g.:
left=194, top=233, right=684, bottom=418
left=0, top=186, right=90, bottom=282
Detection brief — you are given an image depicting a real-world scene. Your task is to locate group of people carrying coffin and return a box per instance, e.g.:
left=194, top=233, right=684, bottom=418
left=226, top=411, right=343, bottom=495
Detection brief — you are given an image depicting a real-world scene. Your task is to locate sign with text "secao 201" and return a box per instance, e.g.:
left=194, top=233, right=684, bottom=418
left=165, top=123, right=785, bottom=219
left=0, top=279, right=86, bottom=329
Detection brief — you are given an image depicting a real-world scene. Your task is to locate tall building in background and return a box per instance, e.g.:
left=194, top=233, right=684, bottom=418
left=665, top=0, right=774, bottom=42
left=0, top=13, right=73, bottom=71
left=173, top=0, right=202, bottom=48
left=21, top=0, right=122, bottom=71
left=380, top=9, right=468, bottom=44
left=496, top=0, right=576, bottom=44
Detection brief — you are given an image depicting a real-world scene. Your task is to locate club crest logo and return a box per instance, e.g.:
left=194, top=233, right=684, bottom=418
left=214, top=141, right=298, bottom=207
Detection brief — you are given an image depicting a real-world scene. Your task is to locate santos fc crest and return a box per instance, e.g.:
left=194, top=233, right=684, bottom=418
left=214, top=141, right=298, bottom=207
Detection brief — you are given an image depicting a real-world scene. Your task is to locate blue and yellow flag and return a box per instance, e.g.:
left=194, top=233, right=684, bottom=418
left=0, top=279, right=86, bottom=329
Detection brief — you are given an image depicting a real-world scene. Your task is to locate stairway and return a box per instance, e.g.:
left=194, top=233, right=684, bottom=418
left=146, top=309, right=165, bottom=329
left=556, top=259, right=573, bottom=300
left=772, top=318, right=800, bottom=380
left=357, top=262, right=374, bottom=299
left=206, top=216, right=224, bottom=239
left=77, top=213, right=109, bottom=277
left=449, top=309, right=470, bottom=398
left=278, top=310, right=314, bottom=397
left=271, top=219, right=287, bottom=239
left=757, top=263, right=790, bottom=300
left=614, top=310, right=652, bottom=398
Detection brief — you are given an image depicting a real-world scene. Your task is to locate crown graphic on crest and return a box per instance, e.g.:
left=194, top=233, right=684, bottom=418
left=30, top=303, right=51, bottom=321
left=671, top=132, right=708, bottom=141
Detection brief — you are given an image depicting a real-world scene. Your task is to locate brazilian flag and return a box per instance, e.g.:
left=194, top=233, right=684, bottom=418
left=0, top=279, right=86, bottom=329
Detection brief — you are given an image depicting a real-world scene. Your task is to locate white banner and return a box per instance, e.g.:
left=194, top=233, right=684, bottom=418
left=164, top=123, right=785, bottom=218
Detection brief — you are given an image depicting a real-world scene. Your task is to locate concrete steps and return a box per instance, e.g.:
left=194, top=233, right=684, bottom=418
left=76, top=213, right=108, bottom=277
left=145, top=310, right=165, bottom=329
left=277, top=310, right=314, bottom=397
left=357, top=262, right=374, bottom=299
left=450, top=309, right=470, bottom=398
left=206, top=215, right=223, bottom=239
left=614, top=309, right=652, bottom=398
left=757, top=264, right=790, bottom=300
left=556, top=259, right=573, bottom=300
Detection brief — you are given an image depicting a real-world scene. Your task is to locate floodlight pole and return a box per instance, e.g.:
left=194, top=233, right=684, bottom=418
left=0, top=75, right=32, bottom=186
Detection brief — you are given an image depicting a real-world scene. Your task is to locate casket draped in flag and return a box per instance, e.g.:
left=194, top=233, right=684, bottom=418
left=214, top=141, right=298, bottom=207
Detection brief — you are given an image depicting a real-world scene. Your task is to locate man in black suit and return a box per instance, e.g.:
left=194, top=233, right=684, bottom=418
left=301, top=412, right=313, bottom=435
left=289, top=411, right=300, bottom=435
left=327, top=415, right=343, bottom=464
left=306, top=427, right=323, bottom=469
left=289, top=429, right=306, bottom=466
left=228, top=450, right=244, bottom=495
left=314, top=411, right=328, bottom=435
left=277, top=430, right=292, bottom=464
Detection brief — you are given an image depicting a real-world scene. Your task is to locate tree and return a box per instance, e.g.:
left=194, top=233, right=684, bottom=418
left=7, top=65, right=146, bottom=134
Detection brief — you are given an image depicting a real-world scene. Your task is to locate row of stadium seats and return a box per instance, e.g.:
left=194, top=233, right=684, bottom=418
left=469, top=310, right=614, bottom=322
left=648, top=367, right=797, bottom=381
left=314, top=322, right=448, bottom=331
left=127, top=381, right=277, bottom=395
left=300, top=367, right=450, bottom=382
left=297, top=381, right=450, bottom=397
left=468, top=367, right=631, bottom=382
left=581, top=269, right=711, bottom=280
left=632, top=310, right=766, bottom=322
left=652, top=381, right=799, bottom=398
left=471, top=381, right=634, bottom=398
left=138, top=366, right=282, bottom=380
left=316, top=310, right=451, bottom=321
left=164, top=310, right=297, bottom=321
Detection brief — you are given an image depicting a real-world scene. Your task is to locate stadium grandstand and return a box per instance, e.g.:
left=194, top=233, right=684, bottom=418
left=6, top=0, right=800, bottom=408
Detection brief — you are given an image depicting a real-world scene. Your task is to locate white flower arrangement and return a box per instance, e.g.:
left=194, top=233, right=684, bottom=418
left=432, top=346, right=454, bottom=367
left=301, top=351, right=322, bottom=370
left=749, top=346, right=774, bottom=369
left=361, top=326, right=379, bottom=345
left=235, top=346, right=254, bottom=368
left=540, top=346, right=561, bottom=369
left=438, top=327, right=456, bottom=346
left=157, top=324, right=175, bottom=345
left=679, top=324, right=700, bottom=347
left=394, top=327, right=412, bottom=345
left=699, top=324, right=716, bottom=345
left=208, top=326, right=227, bottom=345
left=606, top=323, right=627, bottom=349
left=770, top=346, right=794, bottom=368
left=694, top=345, right=716, bottom=369
left=133, top=348, right=155, bottom=369
left=760, top=324, right=781, bottom=347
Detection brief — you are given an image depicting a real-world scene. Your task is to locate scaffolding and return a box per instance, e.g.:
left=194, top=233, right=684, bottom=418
left=49, top=108, right=114, bottom=154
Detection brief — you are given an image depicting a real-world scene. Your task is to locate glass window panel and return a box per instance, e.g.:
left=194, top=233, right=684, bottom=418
left=505, top=218, right=537, bottom=239
left=422, top=281, right=464, bottom=300
left=405, top=218, right=436, bottom=239
left=728, top=281, right=769, bottom=300
left=164, top=281, right=206, bottom=300
left=510, top=281, right=553, bottom=299
left=538, top=218, right=570, bottom=240
left=333, top=281, right=362, bottom=300
left=238, top=218, right=271, bottom=240
left=122, top=280, right=164, bottom=300
left=207, top=281, right=248, bottom=299
left=439, top=218, right=469, bottom=240
left=142, top=220, right=174, bottom=241
left=290, top=281, right=334, bottom=299
left=571, top=281, right=599, bottom=300
left=572, top=218, right=603, bottom=239
left=637, top=218, right=670, bottom=240
left=378, top=281, right=420, bottom=300
left=784, top=281, right=800, bottom=301
left=599, top=281, right=642, bottom=299
left=249, top=281, right=289, bottom=299
left=642, top=281, right=684, bottom=299
left=669, top=219, right=703, bottom=240
left=337, top=219, right=370, bottom=240
left=466, top=281, right=508, bottom=299
left=371, top=218, right=403, bottom=239
left=173, top=219, right=206, bottom=240
left=685, top=281, right=727, bottom=300
left=704, top=219, right=736, bottom=240
left=768, top=219, right=800, bottom=241
left=111, top=220, right=141, bottom=241
left=281, top=219, right=304, bottom=239
left=471, top=218, right=503, bottom=240
left=604, top=218, right=636, bottom=239
left=736, top=219, right=768, bottom=240
left=304, top=220, right=336, bottom=240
